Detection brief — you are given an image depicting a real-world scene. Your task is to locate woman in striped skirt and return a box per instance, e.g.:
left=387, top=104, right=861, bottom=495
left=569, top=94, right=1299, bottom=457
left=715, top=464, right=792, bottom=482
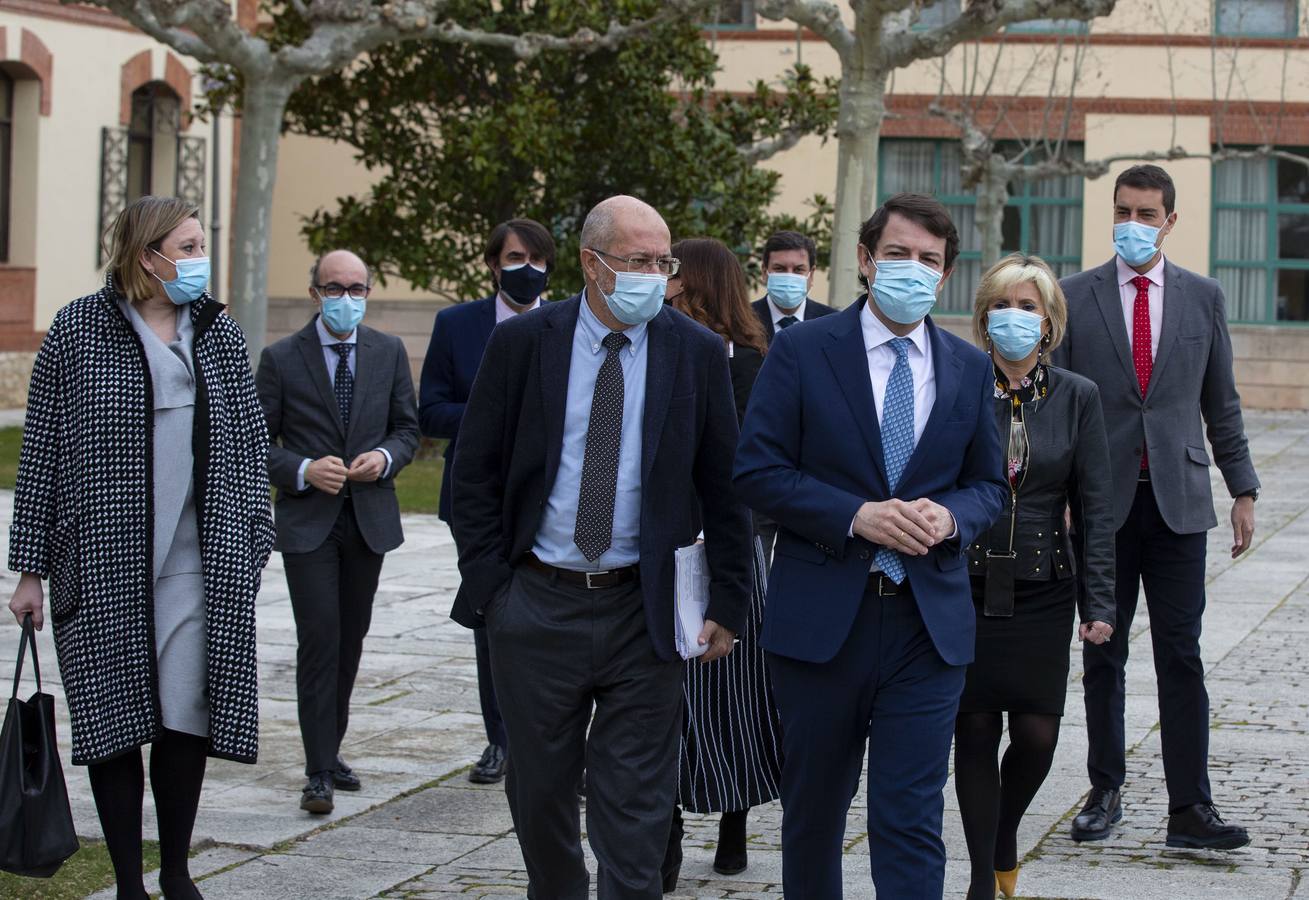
left=662, top=238, right=785, bottom=889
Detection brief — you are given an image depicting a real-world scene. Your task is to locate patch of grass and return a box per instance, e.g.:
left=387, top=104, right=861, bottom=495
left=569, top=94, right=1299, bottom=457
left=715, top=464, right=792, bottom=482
left=394, top=454, right=444, bottom=515
left=0, top=427, right=447, bottom=517
left=0, top=840, right=160, bottom=899
left=0, top=426, right=21, bottom=489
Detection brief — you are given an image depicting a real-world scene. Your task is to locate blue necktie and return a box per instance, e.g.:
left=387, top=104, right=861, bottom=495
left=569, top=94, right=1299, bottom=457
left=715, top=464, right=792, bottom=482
left=876, top=337, right=915, bottom=583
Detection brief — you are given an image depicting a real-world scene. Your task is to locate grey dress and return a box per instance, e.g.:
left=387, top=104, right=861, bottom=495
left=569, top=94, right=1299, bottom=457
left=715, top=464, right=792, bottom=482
left=121, top=300, right=209, bottom=737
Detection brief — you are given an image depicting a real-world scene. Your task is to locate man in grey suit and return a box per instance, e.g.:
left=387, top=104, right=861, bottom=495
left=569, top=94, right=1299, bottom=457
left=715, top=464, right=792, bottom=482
left=256, top=249, right=420, bottom=814
left=1054, top=165, right=1258, bottom=850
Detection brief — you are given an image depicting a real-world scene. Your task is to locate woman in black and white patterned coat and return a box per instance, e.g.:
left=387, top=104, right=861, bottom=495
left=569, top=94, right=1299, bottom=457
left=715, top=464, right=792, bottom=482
left=7, top=196, right=274, bottom=900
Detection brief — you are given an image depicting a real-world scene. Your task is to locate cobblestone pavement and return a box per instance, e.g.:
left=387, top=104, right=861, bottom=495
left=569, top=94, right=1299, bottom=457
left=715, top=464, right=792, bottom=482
left=1, top=410, right=1306, bottom=899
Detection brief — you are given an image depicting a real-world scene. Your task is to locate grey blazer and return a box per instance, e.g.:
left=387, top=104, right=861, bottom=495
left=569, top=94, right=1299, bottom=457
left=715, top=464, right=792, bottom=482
left=256, top=317, right=420, bottom=555
left=1053, top=258, right=1259, bottom=534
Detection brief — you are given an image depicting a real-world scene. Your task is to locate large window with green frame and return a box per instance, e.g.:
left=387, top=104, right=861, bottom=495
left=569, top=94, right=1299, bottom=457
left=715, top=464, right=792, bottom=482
left=1212, top=152, right=1309, bottom=322
left=877, top=139, right=1084, bottom=313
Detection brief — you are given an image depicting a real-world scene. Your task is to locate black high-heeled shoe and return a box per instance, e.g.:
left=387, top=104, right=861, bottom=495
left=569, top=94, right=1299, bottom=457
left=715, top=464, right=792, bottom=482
left=713, top=808, right=748, bottom=876
left=661, top=805, right=684, bottom=893
left=158, top=870, right=204, bottom=899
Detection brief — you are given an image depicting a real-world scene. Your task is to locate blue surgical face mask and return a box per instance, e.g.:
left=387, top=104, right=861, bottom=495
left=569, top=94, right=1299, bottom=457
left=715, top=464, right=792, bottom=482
left=319, top=294, right=366, bottom=335
left=987, top=308, right=1046, bottom=361
left=869, top=258, right=942, bottom=325
left=1113, top=220, right=1162, bottom=267
left=766, top=272, right=808, bottom=311
left=151, top=249, right=210, bottom=305
left=593, top=253, right=666, bottom=326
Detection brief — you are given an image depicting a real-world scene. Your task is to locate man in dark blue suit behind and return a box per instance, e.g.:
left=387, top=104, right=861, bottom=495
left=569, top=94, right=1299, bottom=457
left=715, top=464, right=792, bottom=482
left=418, top=218, right=556, bottom=784
left=451, top=195, right=752, bottom=899
left=735, top=193, right=1007, bottom=899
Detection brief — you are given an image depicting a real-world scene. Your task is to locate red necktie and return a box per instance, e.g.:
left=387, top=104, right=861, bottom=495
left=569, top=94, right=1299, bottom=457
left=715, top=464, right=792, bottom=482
left=1131, top=275, right=1152, bottom=468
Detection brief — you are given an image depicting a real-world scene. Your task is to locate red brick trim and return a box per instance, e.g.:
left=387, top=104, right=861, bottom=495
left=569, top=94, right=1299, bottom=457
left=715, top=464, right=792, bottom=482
left=0, top=267, right=43, bottom=352
left=164, top=52, right=193, bottom=129
left=19, top=28, right=51, bottom=116
left=705, top=27, right=1309, bottom=50
left=119, top=49, right=151, bottom=126
left=880, top=94, right=1309, bottom=146
left=0, top=0, right=136, bottom=33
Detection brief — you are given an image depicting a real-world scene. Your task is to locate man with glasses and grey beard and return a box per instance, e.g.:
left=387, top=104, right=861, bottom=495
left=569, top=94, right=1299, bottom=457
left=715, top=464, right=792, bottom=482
left=256, top=250, right=419, bottom=815
left=450, top=196, right=752, bottom=898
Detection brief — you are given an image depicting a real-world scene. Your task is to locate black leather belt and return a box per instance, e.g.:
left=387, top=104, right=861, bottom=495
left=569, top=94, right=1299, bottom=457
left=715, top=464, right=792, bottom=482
left=867, top=572, right=903, bottom=597
left=1138, top=467, right=1151, bottom=483
left=521, top=552, right=639, bottom=589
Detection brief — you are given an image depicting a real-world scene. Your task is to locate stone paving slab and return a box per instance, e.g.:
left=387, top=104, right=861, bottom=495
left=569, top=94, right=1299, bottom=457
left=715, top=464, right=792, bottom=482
left=0, top=410, right=1306, bottom=898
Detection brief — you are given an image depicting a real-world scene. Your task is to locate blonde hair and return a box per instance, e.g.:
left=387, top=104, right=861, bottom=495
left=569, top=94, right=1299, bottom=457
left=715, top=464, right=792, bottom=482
left=103, top=196, right=201, bottom=302
left=972, top=253, right=1067, bottom=353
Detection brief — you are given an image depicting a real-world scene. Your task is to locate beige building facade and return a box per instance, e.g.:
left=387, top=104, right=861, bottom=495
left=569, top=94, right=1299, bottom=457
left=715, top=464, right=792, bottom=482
left=0, top=0, right=235, bottom=402
left=1, top=0, right=1306, bottom=407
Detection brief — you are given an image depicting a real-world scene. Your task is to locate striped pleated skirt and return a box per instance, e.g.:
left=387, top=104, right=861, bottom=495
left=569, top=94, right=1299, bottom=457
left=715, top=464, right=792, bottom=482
left=677, top=537, right=784, bottom=813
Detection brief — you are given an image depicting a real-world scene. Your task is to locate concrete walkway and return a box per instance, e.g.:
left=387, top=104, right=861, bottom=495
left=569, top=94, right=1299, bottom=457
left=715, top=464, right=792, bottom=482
left=1, top=409, right=1306, bottom=899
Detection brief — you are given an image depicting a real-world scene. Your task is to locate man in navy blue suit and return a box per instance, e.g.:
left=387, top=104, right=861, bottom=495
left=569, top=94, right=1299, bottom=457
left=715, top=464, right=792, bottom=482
left=451, top=195, right=752, bottom=899
left=735, top=193, right=1007, bottom=899
left=418, top=218, right=556, bottom=784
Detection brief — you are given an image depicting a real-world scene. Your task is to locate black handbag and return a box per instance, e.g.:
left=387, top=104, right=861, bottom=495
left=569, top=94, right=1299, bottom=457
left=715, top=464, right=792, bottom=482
left=0, top=614, right=79, bottom=877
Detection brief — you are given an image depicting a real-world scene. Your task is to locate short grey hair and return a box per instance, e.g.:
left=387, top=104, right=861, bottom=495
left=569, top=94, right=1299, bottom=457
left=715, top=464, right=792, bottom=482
left=309, top=252, right=372, bottom=288
left=580, top=203, right=619, bottom=254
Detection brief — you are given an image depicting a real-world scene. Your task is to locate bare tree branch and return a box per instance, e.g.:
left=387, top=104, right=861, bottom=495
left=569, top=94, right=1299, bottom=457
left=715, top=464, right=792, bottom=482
left=756, top=0, right=856, bottom=59
left=738, top=126, right=809, bottom=163
left=885, top=0, right=1116, bottom=68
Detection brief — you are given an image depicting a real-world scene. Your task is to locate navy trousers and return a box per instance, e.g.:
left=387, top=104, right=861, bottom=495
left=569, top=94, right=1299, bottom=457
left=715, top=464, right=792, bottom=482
left=1083, top=480, right=1211, bottom=809
left=768, top=584, right=965, bottom=900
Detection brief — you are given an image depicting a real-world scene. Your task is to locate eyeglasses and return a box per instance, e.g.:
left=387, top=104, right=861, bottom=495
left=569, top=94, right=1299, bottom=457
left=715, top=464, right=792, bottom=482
left=315, top=282, right=370, bottom=301
left=588, top=248, right=680, bottom=276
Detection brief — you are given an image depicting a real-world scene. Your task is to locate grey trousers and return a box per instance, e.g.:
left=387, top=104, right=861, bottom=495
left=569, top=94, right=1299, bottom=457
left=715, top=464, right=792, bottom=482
left=486, top=565, right=684, bottom=900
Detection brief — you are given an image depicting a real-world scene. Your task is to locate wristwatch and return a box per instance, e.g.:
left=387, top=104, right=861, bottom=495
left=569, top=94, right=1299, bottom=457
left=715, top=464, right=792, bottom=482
left=1239, top=488, right=1259, bottom=502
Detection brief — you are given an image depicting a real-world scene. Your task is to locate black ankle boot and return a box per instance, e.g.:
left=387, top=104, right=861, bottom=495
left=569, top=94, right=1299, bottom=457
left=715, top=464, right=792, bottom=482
left=158, top=870, right=204, bottom=899
left=713, top=808, right=748, bottom=876
left=661, top=805, right=684, bottom=893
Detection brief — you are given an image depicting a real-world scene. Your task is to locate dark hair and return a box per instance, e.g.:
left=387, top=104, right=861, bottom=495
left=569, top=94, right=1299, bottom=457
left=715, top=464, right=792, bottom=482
left=856, top=193, right=960, bottom=288
left=1113, top=164, right=1176, bottom=216
left=762, top=230, right=816, bottom=270
left=670, top=238, right=769, bottom=358
left=484, top=218, right=557, bottom=287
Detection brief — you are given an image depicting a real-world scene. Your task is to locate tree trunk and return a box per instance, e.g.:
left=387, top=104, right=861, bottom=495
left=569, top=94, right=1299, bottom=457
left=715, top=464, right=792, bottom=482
left=228, top=78, right=297, bottom=359
left=827, top=66, right=889, bottom=307
left=976, top=155, right=1010, bottom=269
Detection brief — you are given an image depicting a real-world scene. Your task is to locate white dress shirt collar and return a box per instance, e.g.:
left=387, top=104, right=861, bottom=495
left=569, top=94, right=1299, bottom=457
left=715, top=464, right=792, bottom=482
left=1116, top=252, right=1166, bottom=288
left=496, top=292, right=540, bottom=323
left=769, top=296, right=806, bottom=325
left=859, top=298, right=930, bottom=361
left=316, top=314, right=356, bottom=346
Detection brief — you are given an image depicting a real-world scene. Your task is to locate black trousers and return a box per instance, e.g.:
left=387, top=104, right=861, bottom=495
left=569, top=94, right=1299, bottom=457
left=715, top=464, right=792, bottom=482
left=487, top=566, right=684, bottom=900
left=284, top=500, right=385, bottom=776
left=474, top=626, right=508, bottom=749
left=1083, top=480, right=1211, bottom=809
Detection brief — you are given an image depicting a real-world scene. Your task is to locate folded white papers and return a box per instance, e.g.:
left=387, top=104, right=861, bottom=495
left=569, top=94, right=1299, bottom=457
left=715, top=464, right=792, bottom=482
left=674, top=542, right=710, bottom=660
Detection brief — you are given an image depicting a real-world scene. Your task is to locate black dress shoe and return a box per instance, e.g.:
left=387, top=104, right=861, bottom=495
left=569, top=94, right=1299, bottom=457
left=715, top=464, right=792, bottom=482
left=300, top=771, right=335, bottom=814
left=1071, top=787, right=1122, bottom=841
left=469, top=744, right=507, bottom=784
left=1166, top=803, right=1250, bottom=849
left=332, top=755, right=361, bottom=791
left=661, top=806, right=684, bottom=894
left=713, top=808, right=749, bottom=876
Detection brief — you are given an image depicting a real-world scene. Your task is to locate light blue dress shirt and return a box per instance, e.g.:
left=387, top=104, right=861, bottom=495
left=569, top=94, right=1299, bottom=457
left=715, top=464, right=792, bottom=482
left=532, top=292, right=648, bottom=571
left=295, top=315, right=392, bottom=490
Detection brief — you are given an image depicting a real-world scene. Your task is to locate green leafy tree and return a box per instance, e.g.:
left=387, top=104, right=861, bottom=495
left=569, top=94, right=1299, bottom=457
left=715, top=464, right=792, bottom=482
left=279, top=0, right=838, bottom=299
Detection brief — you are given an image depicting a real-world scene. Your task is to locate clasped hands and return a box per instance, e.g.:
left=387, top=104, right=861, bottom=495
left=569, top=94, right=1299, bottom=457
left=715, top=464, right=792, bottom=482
left=306, top=451, right=386, bottom=495
left=853, top=498, right=955, bottom=555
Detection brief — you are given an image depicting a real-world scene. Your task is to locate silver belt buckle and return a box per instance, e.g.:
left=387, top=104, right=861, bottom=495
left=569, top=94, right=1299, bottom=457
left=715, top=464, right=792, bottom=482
left=878, top=574, right=897, bottom=596
left=585, top=570, right=607, bottom=589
